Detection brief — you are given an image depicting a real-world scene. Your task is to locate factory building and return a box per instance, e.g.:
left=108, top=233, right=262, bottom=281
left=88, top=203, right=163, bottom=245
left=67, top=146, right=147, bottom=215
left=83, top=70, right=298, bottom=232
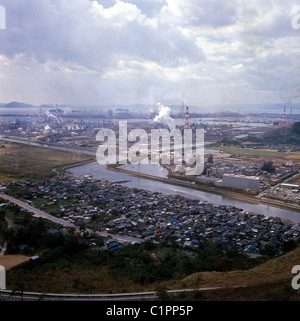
left=216, top=174, right=260, bottom=192
left=280, top=183, right=299, bottom=191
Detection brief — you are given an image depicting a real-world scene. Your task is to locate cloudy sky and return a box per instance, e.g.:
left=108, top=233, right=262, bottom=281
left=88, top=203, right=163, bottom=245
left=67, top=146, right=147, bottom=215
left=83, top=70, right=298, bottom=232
left=0, top=0, right=300, bottom=111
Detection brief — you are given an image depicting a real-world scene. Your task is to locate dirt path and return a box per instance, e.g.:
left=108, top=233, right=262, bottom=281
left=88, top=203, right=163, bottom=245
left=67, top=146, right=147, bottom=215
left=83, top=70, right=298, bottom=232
left=0, top=254, right=30, bottom=270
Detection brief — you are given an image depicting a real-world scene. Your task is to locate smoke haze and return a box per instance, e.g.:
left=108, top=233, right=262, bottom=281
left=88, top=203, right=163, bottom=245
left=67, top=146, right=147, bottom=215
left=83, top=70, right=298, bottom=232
left=153, top=102, right=176, bottom=130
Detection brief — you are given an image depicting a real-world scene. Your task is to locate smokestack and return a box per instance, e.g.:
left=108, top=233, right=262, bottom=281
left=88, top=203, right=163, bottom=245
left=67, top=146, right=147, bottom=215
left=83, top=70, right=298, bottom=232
left=37, top=107, right=41, bottom=123
left=26, top=117, right=30, bottom=133
left=181, top=102, right=184, bottom=117
left=72, top=110, right=75, bottom=130
left=282, top=106, right=286, bottom=126
left=185, top=106, right=190, bottom=129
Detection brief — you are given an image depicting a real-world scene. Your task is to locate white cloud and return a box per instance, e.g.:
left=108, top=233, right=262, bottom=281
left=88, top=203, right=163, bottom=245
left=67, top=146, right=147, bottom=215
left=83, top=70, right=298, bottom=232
left=158, top=0, right=237, bottom=28
left=0, top=0, right=299, bottom=108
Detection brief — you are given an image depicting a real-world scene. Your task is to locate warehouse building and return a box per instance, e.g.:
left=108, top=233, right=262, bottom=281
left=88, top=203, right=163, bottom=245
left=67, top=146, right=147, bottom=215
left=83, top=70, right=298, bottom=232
left=216, top=174, right=260, bottom=192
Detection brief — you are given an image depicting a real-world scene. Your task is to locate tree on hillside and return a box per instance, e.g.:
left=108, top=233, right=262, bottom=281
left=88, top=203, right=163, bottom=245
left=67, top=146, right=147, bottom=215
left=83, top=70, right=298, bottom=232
left=262, top=160, right=275, bottom=173
left=0, top=208, right=8, bottom=242
left=292, top=122, right=300, bottom=135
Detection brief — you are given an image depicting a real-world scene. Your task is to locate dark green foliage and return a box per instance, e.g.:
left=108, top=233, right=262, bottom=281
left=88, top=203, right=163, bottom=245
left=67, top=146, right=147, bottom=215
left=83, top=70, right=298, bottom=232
left=100, top=241, right=268, bottom=285
left=249, top=122, right=300, bottom=145
left=262, top=160, right=275, bottom=173
left=282, top=239, right=298, bottom=252
left=220, top=138, right=241, bottom=146
left=262, top=284, right=300, bottom=301
left=5, top=207, right=89, bottom=255
left=155, top=285, right=172, bottom=301
left=0, top=207, right=8, bottom=244
left=260, top=244, right=278, bottom=257
left=292, top=122, right=300, bottom=135
left=5, top=209, right=270, bottom=290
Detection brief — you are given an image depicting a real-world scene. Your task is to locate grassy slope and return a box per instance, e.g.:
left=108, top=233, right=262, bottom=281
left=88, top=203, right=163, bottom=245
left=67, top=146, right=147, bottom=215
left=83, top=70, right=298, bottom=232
left=167, top=247, right=300, bottom=290
left=6, top=247, right=300, bottom=299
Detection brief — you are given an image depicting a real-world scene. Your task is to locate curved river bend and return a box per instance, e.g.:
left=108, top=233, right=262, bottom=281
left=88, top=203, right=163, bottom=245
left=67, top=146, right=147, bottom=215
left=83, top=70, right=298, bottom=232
left=68, top=162, right=300, bottom=224
left=2, top=137, right=299, bottom=223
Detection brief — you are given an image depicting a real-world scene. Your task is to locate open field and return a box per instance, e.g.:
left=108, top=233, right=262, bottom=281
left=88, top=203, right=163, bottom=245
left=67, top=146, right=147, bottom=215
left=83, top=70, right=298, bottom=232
left=211, top=146, right=300, bottom=159
left=210, top=146, right=300, bottom=166
left=0, top=255, right=30, bottom=270
left=0, top=141, right=94, bottom=182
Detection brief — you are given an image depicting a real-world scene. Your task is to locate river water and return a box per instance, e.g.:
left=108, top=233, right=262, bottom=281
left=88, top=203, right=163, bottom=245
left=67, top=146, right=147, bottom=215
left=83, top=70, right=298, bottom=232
left=2, top=136, right=300, bottom=223
left=68, top=161, right=300, bottom=223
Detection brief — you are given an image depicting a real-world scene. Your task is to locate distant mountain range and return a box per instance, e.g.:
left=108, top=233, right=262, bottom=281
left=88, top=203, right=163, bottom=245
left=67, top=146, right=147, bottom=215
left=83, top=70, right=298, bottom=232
left=0, top=101, right=63, bottom=109
left=0, top=101, right=299, bottom=114
left=0, top=101, right=36, bottom=108
left=209, top=102, right=300, bottom=114
left=0, top=101, right=34, bottom=108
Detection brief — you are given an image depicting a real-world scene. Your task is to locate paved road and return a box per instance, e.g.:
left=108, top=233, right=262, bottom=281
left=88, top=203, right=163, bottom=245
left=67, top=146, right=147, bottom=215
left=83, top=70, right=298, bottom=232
left=0, top=193, right=142, bottom=244
left=0, top=194, right=75, bottom=228
left=0, top=285, right=248, bottom=301
left=93, top=230, right=143, bottom=244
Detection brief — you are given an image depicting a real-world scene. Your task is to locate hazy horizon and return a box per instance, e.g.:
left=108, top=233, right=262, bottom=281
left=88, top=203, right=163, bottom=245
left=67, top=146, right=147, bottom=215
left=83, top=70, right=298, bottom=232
left=1, top=100, right=299, bottom=116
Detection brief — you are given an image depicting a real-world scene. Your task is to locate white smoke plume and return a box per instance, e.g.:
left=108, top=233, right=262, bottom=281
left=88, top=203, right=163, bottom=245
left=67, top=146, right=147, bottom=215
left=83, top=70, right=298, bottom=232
left=45, top=110, right=60, bottom=122
left=153, top=102, right=175, bottom=130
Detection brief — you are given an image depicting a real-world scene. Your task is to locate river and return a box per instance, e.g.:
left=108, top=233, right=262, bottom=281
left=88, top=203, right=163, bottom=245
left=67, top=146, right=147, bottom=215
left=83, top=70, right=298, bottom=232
left=2, top=136, right=300, bottom=223
left=68, top=161, right=300, bottom=223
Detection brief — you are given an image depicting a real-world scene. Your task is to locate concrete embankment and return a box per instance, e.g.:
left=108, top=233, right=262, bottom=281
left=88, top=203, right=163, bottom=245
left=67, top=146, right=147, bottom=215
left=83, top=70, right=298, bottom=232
left=62, top=158, right=96, bottom=171
left=108, top=167, right=300, bottom=214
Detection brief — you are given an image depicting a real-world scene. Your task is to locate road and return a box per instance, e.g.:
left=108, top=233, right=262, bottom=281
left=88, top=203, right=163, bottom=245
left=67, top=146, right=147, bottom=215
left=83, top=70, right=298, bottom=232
left=0, top=194, right=75, bottom=228
left=0, top=193, right=142, bottom=244
left=0, top=285, right=250, bottom=301
left=93, top=230, right=143, bottom=244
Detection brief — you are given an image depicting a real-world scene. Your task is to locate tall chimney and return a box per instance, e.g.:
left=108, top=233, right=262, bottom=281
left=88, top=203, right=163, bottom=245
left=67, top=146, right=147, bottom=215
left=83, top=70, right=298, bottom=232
left=185, top=106, right=190, bottom=129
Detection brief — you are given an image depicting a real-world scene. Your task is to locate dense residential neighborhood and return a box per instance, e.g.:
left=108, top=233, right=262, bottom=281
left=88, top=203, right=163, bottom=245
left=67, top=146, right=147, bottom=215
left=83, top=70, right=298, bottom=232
left=3, top=176, right=299, bottom=256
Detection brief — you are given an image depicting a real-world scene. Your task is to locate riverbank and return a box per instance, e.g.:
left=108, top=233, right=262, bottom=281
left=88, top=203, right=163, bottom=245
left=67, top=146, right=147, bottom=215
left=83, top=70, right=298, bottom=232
left=2, top=137, right=300, bottom=221
left=61, top=158, right=97, bottom=171
left=108, top=166, right=300, bottom=215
